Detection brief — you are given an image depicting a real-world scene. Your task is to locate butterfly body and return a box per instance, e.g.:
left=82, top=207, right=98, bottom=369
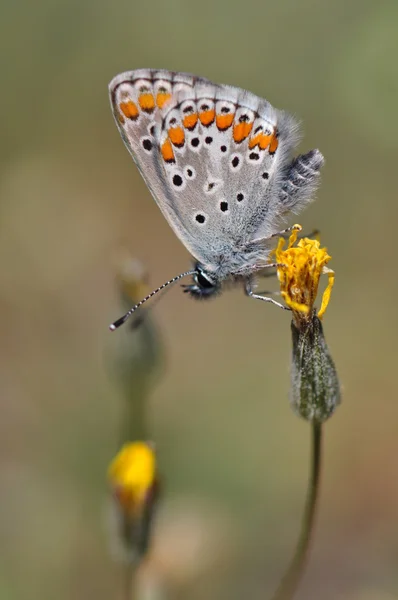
left=109, top=69, right=324, bottom=309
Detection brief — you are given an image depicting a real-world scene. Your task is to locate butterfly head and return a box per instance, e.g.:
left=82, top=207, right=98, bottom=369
left=182, top=263, right=221, bottom=299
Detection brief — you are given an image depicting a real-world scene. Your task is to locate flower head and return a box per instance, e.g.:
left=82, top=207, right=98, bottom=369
left=108, top=441, right=157, bottom=517
left=107, top=442, right=159, bottom=563
left=274, top=227, right=341, bottom=422
left=275, top=226, right=334, bottom=325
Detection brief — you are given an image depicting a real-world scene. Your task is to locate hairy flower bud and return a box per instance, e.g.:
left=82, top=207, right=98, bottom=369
left=290, top=316, right=341, bottom=422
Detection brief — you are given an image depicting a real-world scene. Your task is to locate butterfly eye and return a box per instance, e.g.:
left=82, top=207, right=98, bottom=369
left=195, top=270, right=215, bottom=288
left=184, top=264, right=221, bottom=299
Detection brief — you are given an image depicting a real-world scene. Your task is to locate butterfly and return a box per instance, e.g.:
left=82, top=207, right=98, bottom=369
left=109, top=69, right=324, bottom=330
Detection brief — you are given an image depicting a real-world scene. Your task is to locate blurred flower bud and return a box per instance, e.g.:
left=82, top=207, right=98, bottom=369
left=107, top=255, right=163, bottom=441
left=114, top=256, right=162, bottom=380
left=108, top=442, right=160, bottom=564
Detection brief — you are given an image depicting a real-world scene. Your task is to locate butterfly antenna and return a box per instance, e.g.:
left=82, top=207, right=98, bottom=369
left=109, top=270, right=196, bottom=331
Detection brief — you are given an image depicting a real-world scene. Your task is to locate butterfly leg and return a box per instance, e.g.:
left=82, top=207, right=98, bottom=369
left=272, top=226, right=320, bottom=242
left=251, top=224, right=302, bottom=245
left=269, top=224, right=302, bottom=239
left=245, top=277, right=290, bottom=311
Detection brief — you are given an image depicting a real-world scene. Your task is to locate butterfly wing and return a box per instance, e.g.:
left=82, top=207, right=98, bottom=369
left=110, top=69, right=320, bottom=277
left=109, top=69, right=214, bottom=263
left=156, top=82, right=301, bottom=261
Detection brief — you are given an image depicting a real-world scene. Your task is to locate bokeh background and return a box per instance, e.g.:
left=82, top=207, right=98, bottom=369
left=1, top=0, right=398, bottom=598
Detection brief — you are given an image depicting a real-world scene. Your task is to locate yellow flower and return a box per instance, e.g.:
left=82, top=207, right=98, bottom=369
left=108, top=442, right=157, bottom=516
left=275, top=226, right=334, bottom=321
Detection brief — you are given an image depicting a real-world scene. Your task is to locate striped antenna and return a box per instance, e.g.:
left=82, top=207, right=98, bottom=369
left=109, top=270, right=196, bottom=331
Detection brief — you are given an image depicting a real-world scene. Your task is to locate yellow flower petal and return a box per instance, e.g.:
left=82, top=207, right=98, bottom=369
left=274, top=227, right=334, bottom=320
left=108, top=442, right=156, bottom=515
left=318, top=267, right=335, bottom=319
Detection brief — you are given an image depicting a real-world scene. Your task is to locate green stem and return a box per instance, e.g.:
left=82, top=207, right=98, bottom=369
left=272, top=421, right=323, bottom=600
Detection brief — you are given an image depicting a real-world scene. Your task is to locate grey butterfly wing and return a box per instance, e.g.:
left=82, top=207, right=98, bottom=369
left=156, top=80, right=306, bottom=273
left=110, top=69, right=323, bottom=276
left=109, top=69, right=215, bottom=262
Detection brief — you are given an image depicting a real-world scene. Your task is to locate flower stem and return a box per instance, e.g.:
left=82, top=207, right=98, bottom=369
left=124, top=562, right=136, bottom=600
left=272, top=421, right=323, bottom=600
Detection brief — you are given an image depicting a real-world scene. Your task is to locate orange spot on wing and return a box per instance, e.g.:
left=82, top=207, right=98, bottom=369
left=183, top=113, right=198, bottom=130
left=248, top=133, right=261, bottom=149
left=119, top=101, right=139, bottom=120
left=233, top=122, right=253, bottom=143
left=139, top=93, right=155, bottom=113
left=161, top=138, right=175, bottom=163
left=156, top=91, right=171, bottom=108
left=269, top=131, right=279, bottom=154
left=249, top=132, right=272, bottom=150
left=199, top=109, right=215, bottom=126
left=216, top=113, right=234, bottom=131
left=168, top=126, right=185, bottom=147
left=259, top=133, right=273, bottom=150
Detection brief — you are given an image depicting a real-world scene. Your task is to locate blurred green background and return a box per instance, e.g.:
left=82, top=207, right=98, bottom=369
left=1, top=0, right=398, bottom=598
